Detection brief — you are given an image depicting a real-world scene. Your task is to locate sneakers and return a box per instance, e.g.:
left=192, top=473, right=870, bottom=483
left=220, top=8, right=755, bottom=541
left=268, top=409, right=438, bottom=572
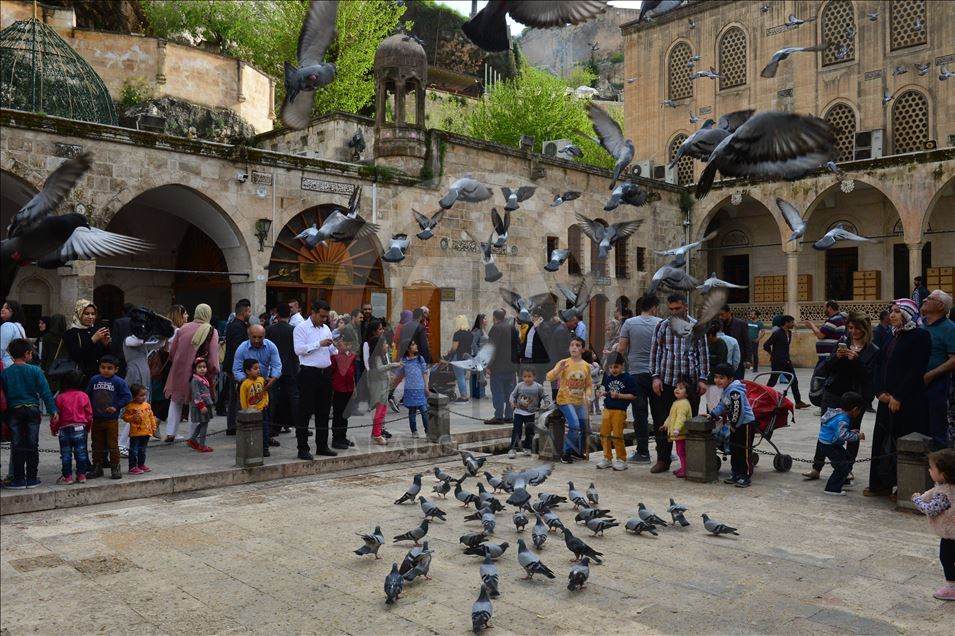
left=673, top=470, right=686, bottom=478
left=372, top=436, right=387, bottom=445
left=508, top=449, right=517, bottom=459
left=268, top=438, right=281, bottom=447
left=723, top=475, right=741, bottom=484
left=802, top=469, right=820, bottom=480
left=119, top=446, right=129, bottom=458
left=523, top=449, right=532, bottom=457
left=824, top=489, right=847, bottom=496
left=110, top=466, right=122, bottom=480
left=381, top=429, right=393, bottom=439
left=263, top=449, right=270, bottom=457
left=596, top=458, right=613, bottom=469
left=561, top=453, right=574, bottom=464
left=186, top=439, right=201, bottom=452
left=4, top=479, right=26, bottom=490
left=26, top=478, right=41, bottom=488
left=932, top=584, right=955, bottom=601
left=628, top=452, right=651, bottom=464
left=140, top=465, right=152, bottom=472
left=411, top=432, right=420, bottom=439
left=389, top=397, right=400, bottom=413
left=734, top=477, right=751, bottom=488
left=199, top=446, right=214, bottom=453
left=57, top=475, right=74, bottom=485
left=76, top=473, right=87, bottom=483
left=612, top=461, right=628, bottom=471
left=128, top=466, right=144, bottom=475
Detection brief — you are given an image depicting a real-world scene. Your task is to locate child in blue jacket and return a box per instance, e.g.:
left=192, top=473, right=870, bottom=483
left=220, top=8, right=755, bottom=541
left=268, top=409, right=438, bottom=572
left=817, top=391, right=866, bottom=496
left=709, top=363, right=757, bottom=488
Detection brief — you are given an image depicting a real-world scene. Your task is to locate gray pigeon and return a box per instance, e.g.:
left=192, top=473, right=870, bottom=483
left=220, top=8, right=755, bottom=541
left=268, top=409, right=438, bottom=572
left=462, top=0, right=608, bottom=52
left=562, top=528, right=603, bottom=563
left=586, top=483, right=599, bottom=506
left=479, top=234, right=503, bottom=283
left=551, top=191, right=582, bottom=207
left=557, top=145, right=584, bottom=159
left=662, top=99, right=677, bottom=108
left=776, top=197, right=807, bottom=243
left=280, top=0, right=339, bottom=130
left=667, top=289, right=728, bottom=345
left=439, top=176, right=493, bottom=209
left=537, top=492, right=568, bottom=508
left=883, top=88, right=893, bottom=106
left=347, top=128, right=365, bottom=156
left=834, top=45, right=849, bottom=61
left=915, top=63, right=930, bottom=76
left=460, top=531, right=489, bottom=548
left=394, top=474, right=422, bottom=505
left=586, top=517, right=620, bottom=536
left=413, top=208, right=445, bottom=240
left=384, top=562, right=403, bottom=604
left=418, top=496, right=447, bottom=521
left=402, top=550, right=433, bottom=582
left=625, top=517, right=659, bottom=535
left=543, top=509, right=565, bottom=532
left=586, top=101, right=634, bottom=189
left=701, top=513, right=739, bottom=536
left=513, top=510, right=528, bottom=532
left=354, top=525, right=385, bottom=558
left=813, top=224, right=878, bottom=250
left=484, top=471, right=507, bottom=493
left=640, top=0, right=681, bottom=22
left=575, top=507, right=612, bottom=524
left=471, top=584, right=493, bottom=633
left=655, top=230, right=719, bottom=258
left=502, top=464, right=554, bottom=489
left=432, top=479, right=451, bottom=498
left=576, top=213, right=643, bottom=259
left=760, top=41, right=828, bottom=78
left=392, top=519, right=429, bottom=545
left=399, top=541, right=432, bottom=576
left=648, top=255, right=700, bottom=295
left=866, top=10, right=879, bottom=20
left=517, top=538, right=556, bottom=579
left=461, top=450, right=487, bottom=476
left=668, top=497, right=688, bottom=514
left=381, top=234, right=410, bottom=263
left=455, top=482, right=481, bottom=507
left=698, top=272, right=748, bottom=295
left=893, top=64, right=908, bottom=76
left=506, top=484, right=531, bottom=510
left=482, top=506, right=497, bottom=535
left=567, top=481, right=588, bottom=509
left=490, top=208, right=511, bottom=248
left=544, top=248, right=571, bottom=272
left=604, top=180, right=650, bottom=211
left=785, top=13, right=813, bottom=27
left=940, top=65, right=954, bottom=81
left=297, top=202, right=378, bottom=248
left=690, top=67, right=721, bottom=80
left=463, top=541, right=509, bottom=560
left=501, top=289, right=552, bottom=323
left=557, top=274, right=595, bottom=322
left=532, top=514, right=548, bottom=548
left=638, top=502, right=668, bottom=526
left=480, top=556, right=500, bottom=598
left=668, top=110, right=754, bottom=168
left=433, top=466, right=457, bottom=483
left=567, top=557, right=590, bottom=591
left=450, top=344, right=495, bottom=375
left=501, top=186, right=536, bottom=211
left=668, top=498, right=690, bottom=527
left=689, top=111, right=699, bottom=124
left=824, top=160, right=844, bottom=175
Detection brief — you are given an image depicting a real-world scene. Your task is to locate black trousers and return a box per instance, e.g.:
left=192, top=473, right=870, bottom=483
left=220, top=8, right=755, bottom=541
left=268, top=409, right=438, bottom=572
left=226, top=376, right=240, bottom=433
left=868, top=402, right=897, bottom=492
left=819, top=443, right=852, bottom=493
left=297, top=366, right=333, bottom=452
left=729, top=423, right=755, bottom=478
left=332, top=390, right=352, bottom=443
left=767, top=361, right=801, bottom=403
left=654, top=381, right=700, bottom=463
left=940, top=538, right=955, bottom=582
left=271, top=374, right=299, bottom=432
left=627, top=372, right=654, bottom=456
left=812, top=391, right=861, bottom=472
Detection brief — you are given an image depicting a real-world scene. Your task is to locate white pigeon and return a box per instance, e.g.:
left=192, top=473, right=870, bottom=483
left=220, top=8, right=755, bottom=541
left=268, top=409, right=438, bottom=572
left=697, top=273, right=748, bottom=295
left=813, top=224, right=878, bottom=250
left=439, top=176, right=493, bottom=209
left=450, top=344, right=495, bottom=374
left=776, top=197, right=806, bottom=243
left=760, top=42, right=828, bottom=78
left=655, top=230, right=718, bottom=258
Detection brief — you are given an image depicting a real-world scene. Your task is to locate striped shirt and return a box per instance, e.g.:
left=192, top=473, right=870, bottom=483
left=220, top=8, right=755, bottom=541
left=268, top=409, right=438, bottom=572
left=816, top=312, right=847, bottom=358
left=650, top=318, right=709, bottom=386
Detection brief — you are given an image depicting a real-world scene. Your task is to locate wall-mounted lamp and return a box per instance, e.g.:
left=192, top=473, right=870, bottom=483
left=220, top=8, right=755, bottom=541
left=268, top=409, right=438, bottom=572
left=254, top=218, right=272, bottom=252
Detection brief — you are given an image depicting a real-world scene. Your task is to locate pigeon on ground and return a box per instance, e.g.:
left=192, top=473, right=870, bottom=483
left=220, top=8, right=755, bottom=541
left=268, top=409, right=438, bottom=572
left=668, top=498, right=690, bottom=527
left=567, top=557, right=591, bottom=591
left=501, top=186, right=536, bottom=212
left=490, top=208, right=511, bottom=248
left=557, top=145, right=584, bottom=159
left=461, top=450, right=488, bottom=476
left=668, top=497, right=688, bottom=514
left=462, top=0, right=608, bottom=52
left=506, top=485, right=531, bottom=510
left=484, top=472, right=507, bottom=493
left=354, top=525, right=385, bottom=558
left=399, top=541, right=433, bottom=576
left=403, top=549, right=433, bottom=582
left=701, top=513, right=740, bottom=536
left=532, top=514, right=548, bottom=548
left=384, top=563, right=404, bottom=604
left=543, top=509, right=565, bottom=532
left=575, top=507, right=612, bottom=524
left=604, top=180, right=650, bottom=211
left=381, top=234, right=410, bottom=263
left=586, top=483, right=599, bottom=506
left=698, top=273, right=748, bottom=295
left=503, top=464, right=554, bottom=490
left=550, top=191, right=582, bottom=207
left=557, top=273, right=596, bottom=321
left=280, top=0, right=339, bottom=129
left=464, top=541, right=509, bottom=560
left=419, top=496, right=448, bottom=521
left=479, top=234, right=503, bottom=283
left=760, top=41, right=828, bottom=78
left=476, top=485, right=504, bottom=514
left=466, top=505, right=495, bottom=535
left=413, top=208, right=445, bottom=240
left=586, top=517, right=619, bottom=536
left=517, top=538, right=556, bottom=579
left=625, top=518, right=659, bottom=535
left=544, top=247, right=571, bottom=272
left=450, top=343, right=495, bottom=375
left=576, top=214, right=643, bottom=260
left=695, top=112, right=837, bottom=199
left=471, top=584, right=493, bottom=632
left=513, top=510, right=528, bottom=532
left=433, top=467, right=458, bottom=483
left=638, top=502, right=668, bottom=526
left=655, top=230, right=719, bottom=258
left=480, top=556, right=500, bottom=598
left=394, top=474, right=422, bottom=505
left=392, top=519, right=429, bottom=545
left=537, top=492, right=568, bottom=508
left=915, top=63, right=929, bottom=76
left=562, top=528, right=604, bottom=563
left=647, top=255, right=700, bottom=295
left=455, top=482, right=481, bottom=507
left=432, top=480, right=451, bottom=498
left=586, top=102, right=634, bottom=189
left=567, top=481, right=588, bottom=509
left=460, top=531, right=489, bottom=548
left=439, top=176, right=493, bottom=209
left=776, top=197, right=807, bottom=243
left=813, top=224, right=878, bottom=250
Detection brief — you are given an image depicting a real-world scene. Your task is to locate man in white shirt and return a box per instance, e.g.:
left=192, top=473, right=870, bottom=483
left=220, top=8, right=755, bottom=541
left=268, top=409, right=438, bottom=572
left=288, top=299, right=305, bottom=328
left=293, top=299, right=337, bottom=460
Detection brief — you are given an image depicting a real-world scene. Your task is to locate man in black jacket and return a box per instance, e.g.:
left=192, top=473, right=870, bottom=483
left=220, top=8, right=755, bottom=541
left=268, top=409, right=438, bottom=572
left=718, top=305, right=752, bottom=379
left=266, top=303, right=299, bottom=435
left=400, top=307, right=432, bottom=364
left=486, top=309, right=520, bottom=424
left=109, top=303, right=135, bottom=377
left=519, top=309, right=550, bottom=382
left=224, top=298, right=252, bottom=434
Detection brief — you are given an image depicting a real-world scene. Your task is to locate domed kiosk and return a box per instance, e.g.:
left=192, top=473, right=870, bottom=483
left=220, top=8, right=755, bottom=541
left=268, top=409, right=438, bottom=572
left=373, top=33, right=427, bottom=171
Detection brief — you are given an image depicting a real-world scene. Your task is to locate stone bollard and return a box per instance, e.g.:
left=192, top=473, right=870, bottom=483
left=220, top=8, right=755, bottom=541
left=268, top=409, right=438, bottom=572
left=896, top=432, right=933, bottom=512
left=684, top=416, right=718, bottom=483
left=536, top=410, right=566, bottom=460
left=236, top=408, right=264, bottom=468
left=427, top=392, right=451, bottom=446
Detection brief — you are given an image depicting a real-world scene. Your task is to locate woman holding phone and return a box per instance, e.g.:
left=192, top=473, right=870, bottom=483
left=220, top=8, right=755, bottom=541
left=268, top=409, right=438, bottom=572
left=63, top=299, right=111, bottom=384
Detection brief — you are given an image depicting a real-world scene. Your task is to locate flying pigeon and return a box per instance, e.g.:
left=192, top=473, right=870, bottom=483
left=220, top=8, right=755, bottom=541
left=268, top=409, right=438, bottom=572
left=668, top=111, right=755, bottom=168
left=666, top=289, right=728, bottom=345
left=893, top=65, right=907, bottom=76
left=567, top=557, right=590, bottom=591
left=625, top=518, right=659, bottom=535
left=701, top=513, right=740, bottom=536
left=698, top=273, right=748, bottom=295
left=813, top=224, right=878, bottom=250
left=490, top=208, right=511, bottom=248
left=394, top=474, right=422, bottom=505
left=461, top=451, right=487, bottom=477
left=517, top=538, right=556, bottom=579
left=297, top=198, right=377, bottom=248
left=501, top=289, right=551, bottom=322
left=455, top=482, right=481, bottom=507
left=776, top=197, right=807, bottom=242
left=419, top=496, right=447, bottom=521
left=439, top=176, right=493, bottom=209
left=354, top=525, right=385, bottom=558
left=648, top=254, right=700, bottom=295
left=760, top=41, right=828, bottom=78
left=280, top=0, right=339, bottom=130
left=501, top=186, right=536, bottom=211
left=382, top=234, right=410, bottom=263
left=544, top=248, right=571, bottom=272
left=567, top=481, right=588, bottom=509
left=662, top=99, right=677, bottom=108
left=532, top=514, right=548, bottom=548
left=450, top=344, right=495, bottom=375
left=471, top=584, right=494, bottom=632
left=503, top=464, right=554, bottom=490
left=586, top=102, right=634, bottom=189
left=462, top=0, right=608, bottom=52
left=915, top=63, right=929, bottom=76
left=866, top=10, right=879, bottom=21
left=690, top=67, right=721, bottom=80
left=785, top=13, right=813, bottom=27
left=639, top=0, right=681, bottom=23
left=556, top=274, right=595, bottom=321
left=695, top=111, right=837, bottom=199
left=586, top=517, right=619, bottom=536
left=689, top=111, right=699, bottom=124
left=655, top=230, right=719, bottom=258
left=576, top=214, right=643, bottom=260
left=384, top=563, right=404, bottom=604
left=824, top=161, right=844, bottom=175
left=668, top=498, right=691, bottom=527
left=479, top=234, right=503, bottom=283
left=513, top=510, right=528, bottom=532
left=940, top=65, right=954, bottom=81
left=586, top=483, right=599, bottom=506
left=392, top=519, right=429, bottom=545
left=460, top=531, right=489, bottom=548
left=688, top=18, right=695, bottom=29
left=463, top=541, right=509, bottom=560
left=883, top=88, right=893, bottom=105
left=834, top=45, right=849, bottom=61
left=480, top=555, right=501, bottom=598
left=760, top=3, right=770, bottom=13
left=413, top=208, right=445, bottom=240
left=626, top=77, right=638, bottom=84
left=562, top=528, right=604, bottom=563
left=604, top=181, right=650, bottom=211
left=846, top=24, right=855, bottom=39
left=551, top=191, right=582, bottom=207
left=912, top=16, right=923, bottom=32
left=557, top=145, right=584, bottom=159
left=638, top=502, right=669, bottom=526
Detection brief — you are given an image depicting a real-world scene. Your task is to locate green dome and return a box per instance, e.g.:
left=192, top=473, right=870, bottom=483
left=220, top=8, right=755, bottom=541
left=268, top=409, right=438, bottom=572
left=0, top=18, right=116, bottom=125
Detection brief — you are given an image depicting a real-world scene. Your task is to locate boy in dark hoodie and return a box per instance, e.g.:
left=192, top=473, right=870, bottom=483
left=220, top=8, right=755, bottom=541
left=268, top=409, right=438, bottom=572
left=86, top=354, right=132, bottom=479
left=817, top=391, right=865, bottom=496
left=709, top=363, right=756, bottom=488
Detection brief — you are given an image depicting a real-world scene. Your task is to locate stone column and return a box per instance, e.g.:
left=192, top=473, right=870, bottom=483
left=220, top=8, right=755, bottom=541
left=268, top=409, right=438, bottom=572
left=785, top=250, right=799, bottom=320
left=896, top=432, right=933, bottom=513
left=536, top=410, right=566, bottom=460
left=236, top=408, right=264, bottom=468
left=236, top=60, right=246, bottom=103
left=684, top=416, right=718, bottom=482
left=907, top=242, right=923, bottom=284
left=427, top=393, right=451, bottom=447
left=58, top=259, right=96, bottom=310
left=155, top=40, right=167, bottom=84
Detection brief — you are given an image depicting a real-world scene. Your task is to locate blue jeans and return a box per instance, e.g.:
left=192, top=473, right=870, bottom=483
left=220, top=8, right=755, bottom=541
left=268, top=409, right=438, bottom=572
left=128, top=435, right=149, bottom=469
left=408, top=404, right=429, bottom=433
left=490, top=372, right=516, bottom=420
left=453, top=365, right=469, bottom=398
left=9, top=406, right=41, bottom=481
left=927, top=375, right=951, bottom=450
left=58, top=426, right=89, bottom=478
left=559, top=403, right=587, bottom=454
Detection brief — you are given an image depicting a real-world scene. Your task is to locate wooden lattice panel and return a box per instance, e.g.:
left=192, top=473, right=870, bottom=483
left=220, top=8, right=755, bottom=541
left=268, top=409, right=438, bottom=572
left=668, top=42, right=693, bottom=101
left=824, top=103, right=857, bottom=162
left=718, top=27, right=747, bottom=89
left=890, top=0, right=927, bottom=50
left=668, top=134, right=694, bottom=185
left=822, top=0, right=855, bottom=65
left=892, top=90, right=929, bottom=153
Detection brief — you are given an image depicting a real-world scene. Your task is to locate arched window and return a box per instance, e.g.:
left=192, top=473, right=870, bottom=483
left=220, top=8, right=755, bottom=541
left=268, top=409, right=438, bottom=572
left=892, top=90, right=929, bottom=154
left=890, top=0, right=927, bottom=50
left=568, top=225, right=582, bottom=276
left=667, top=42, right=693, bottom=101
left=718, top=27, right=747, bottom=89
left=668, top=134, right=694, bottom=185
left=824, top=103, right=857, bottom=162
left=821, top=0, right=856, bottom=66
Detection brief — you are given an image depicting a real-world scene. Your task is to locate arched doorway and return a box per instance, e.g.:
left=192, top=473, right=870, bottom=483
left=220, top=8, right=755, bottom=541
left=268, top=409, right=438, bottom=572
left=403, top=282, right=440, bottom=357
left=923, top=177, right=955, bottom=297
left=589, top=294, right=609, bottom=355
left=267, top=204, right=387, bottom=320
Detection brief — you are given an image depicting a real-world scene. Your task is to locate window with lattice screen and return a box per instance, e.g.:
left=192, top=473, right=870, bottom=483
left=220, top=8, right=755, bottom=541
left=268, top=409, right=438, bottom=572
left=668, top=42, right=693, bottom=100
left=636, top=247, right=646, bottom=272
left=568, top=225, right=582, bottom=276
left=824, top=103, right=856, bottom=162
left=890, top=0, right=927, bottom=50
left=718, top=27, right=747, bottom=89
left=668, top=134, right=694, bottom=185
left=892, top=90, right=929, bottom=153
left=822, top=0, right=856, bottom=65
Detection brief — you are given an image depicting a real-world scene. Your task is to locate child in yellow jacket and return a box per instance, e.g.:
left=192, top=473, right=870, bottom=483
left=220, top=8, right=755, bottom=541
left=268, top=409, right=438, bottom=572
left=122, top=383, right=157, bottom=474
left=661, top=381, right=692, bottom=478
left=545, top=336, right=593, bottom=464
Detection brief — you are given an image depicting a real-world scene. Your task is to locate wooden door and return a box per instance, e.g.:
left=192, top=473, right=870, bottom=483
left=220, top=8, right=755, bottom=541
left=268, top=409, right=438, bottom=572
left=403, top=286, right=440, bottom=358
left=589, top=295, right=608, bottom=355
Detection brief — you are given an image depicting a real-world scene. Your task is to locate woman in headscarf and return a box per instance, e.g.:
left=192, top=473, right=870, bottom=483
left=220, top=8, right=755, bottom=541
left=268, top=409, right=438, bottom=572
left=866, top=298, right=931, bottom=497
left=63, top=299, right=111, bottom=384
left=162, top=303, right=219, bottom=442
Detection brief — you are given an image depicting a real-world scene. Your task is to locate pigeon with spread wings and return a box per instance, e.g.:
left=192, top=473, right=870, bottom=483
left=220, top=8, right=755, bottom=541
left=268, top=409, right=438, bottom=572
left=586, top=102, right=634, bottom=189
left=500, top=289, right=553, bottom=323
left=557, top=274, right=596, bottom=321
left=463, top=0, right=608, bottom=52
left=413, top=208, right=445, bottom=240
left=575, top=213, right=643, bottom=259
left=280, top=0, right=339, bottom=130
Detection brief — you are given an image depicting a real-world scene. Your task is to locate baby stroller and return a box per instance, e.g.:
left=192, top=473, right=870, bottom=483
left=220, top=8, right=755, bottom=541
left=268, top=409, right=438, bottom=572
left=742, top=373, right=796, bottom=472
left=428, top=361, right=457, bottom=399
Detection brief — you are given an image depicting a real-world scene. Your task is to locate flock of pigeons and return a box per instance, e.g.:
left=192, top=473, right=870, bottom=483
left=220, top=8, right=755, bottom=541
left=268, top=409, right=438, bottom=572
left=355, top=451, right=740, bottom=631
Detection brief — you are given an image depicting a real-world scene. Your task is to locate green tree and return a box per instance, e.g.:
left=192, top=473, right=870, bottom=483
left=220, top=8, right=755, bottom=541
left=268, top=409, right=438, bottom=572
left=565, top=64, right=597, bottom=89
left=141, top=0, right=406, bottom=118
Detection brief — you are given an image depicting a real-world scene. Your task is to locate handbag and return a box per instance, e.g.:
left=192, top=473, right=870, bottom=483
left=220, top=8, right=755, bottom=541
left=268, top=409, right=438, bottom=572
left=148, top=348, right=170, bottom=379
left=45, top=337, right=78, bottom=378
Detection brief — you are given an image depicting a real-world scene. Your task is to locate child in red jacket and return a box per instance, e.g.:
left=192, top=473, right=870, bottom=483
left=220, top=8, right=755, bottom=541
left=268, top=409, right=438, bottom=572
left=52, top=371, right=93, bottom=485
left=331, top=330, right=357, bottom=450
